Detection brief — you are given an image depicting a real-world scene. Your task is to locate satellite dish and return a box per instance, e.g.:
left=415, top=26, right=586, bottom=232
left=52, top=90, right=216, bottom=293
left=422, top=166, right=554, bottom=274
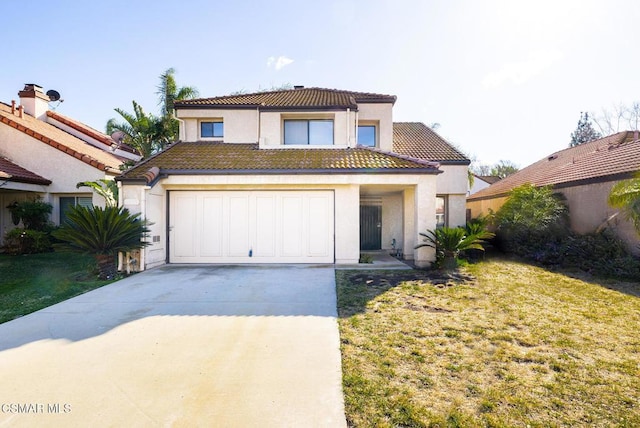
left=111, top=131, right=126, bottom=144
left=46, top=90, right=61, bottom=102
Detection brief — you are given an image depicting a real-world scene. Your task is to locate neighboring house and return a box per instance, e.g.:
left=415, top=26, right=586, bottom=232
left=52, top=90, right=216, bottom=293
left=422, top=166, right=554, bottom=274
left=467, top=131, right=640, bottom=253
left=117, top=87, right=469, bottom=268
left=468, top=174, right=500, bottom=196
left=0, top=84, right=141, bottom=246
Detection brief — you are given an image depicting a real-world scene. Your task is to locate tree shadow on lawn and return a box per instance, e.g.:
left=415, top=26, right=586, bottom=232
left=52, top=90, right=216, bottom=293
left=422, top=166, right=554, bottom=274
left=336, top=269, right=476, bottom=318
left=487, top=251, right=640, bottom=298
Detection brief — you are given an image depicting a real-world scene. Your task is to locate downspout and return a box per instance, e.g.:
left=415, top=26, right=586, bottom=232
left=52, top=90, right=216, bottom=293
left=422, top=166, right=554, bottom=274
left=173, top=111, right=185, bottom=141
left=140, top=185, right=148, bottom=270
left=346, top=108, right=350, bottom=146
left=354, top=110, right=359, bottom=146
left=257, top=105, right=261, bottom=146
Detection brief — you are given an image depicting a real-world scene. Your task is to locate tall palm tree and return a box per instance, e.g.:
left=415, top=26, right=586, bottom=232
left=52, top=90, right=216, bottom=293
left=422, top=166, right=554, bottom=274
left=608, top=173, right=640, bottom=234
left=156, top=68, right=199, bottom=140
left=106, top=101, right=167, bottom=159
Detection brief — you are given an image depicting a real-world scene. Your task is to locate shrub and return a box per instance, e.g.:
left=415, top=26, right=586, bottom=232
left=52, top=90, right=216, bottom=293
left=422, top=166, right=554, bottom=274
left=6, top=199, right=53, bottom=231
left=3, top=228, right=52, bottom=255
left=53, top=205, right=150, bottom=279
left=416, top=225, right=494, bottom=270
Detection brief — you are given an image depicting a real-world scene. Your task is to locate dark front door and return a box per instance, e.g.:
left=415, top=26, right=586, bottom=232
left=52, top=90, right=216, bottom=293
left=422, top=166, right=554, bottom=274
left=360, top=205, right=381, bottom=250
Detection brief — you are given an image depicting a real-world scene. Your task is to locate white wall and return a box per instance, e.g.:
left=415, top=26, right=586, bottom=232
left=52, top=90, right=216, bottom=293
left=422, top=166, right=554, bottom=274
left=124, top=172, right=439, bottom=268
left=178, top=109, right=258, bottom=143
left=357, top=103, right=393, bottom=151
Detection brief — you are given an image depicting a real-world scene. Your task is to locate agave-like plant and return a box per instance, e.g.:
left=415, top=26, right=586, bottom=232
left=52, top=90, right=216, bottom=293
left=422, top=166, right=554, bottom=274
left=53, top=205, right=150, bottom=279
left=415, top=226, right=494, bottom=270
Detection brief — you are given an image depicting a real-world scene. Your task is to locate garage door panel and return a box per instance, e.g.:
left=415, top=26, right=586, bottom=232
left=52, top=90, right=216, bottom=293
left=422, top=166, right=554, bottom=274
left=308, top=196, right=330, bottom=256
left=281, top=196, right=303, bottom=257
left=228, top=196, right=250, bottom=257
left=255, top=195, right=276, bottom=257
left=201, top=196, right=223, bottom=257
left=173, top=194, right=197, bottom=258
left=170, top=191, right=333, bottom=263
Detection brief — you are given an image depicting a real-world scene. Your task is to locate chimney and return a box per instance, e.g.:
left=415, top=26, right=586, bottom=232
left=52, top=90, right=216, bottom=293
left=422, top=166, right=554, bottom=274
left=293, top=85, right=304, bottom=90
left=634, top=130, right=638, bottom=141
left=18, top=84, right=50, bottom=120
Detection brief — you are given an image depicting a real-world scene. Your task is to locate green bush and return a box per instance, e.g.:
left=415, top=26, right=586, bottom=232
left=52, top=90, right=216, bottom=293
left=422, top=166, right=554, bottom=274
left=562, top=232, right=640, bottom=280
left=6, top=199, right=53, bottom=231
left=3, top=228, right=52, bottom=255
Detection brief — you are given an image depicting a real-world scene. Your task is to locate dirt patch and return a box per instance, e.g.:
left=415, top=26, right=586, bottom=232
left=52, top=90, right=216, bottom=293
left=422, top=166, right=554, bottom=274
left=348, top=269, right=477, bottom=289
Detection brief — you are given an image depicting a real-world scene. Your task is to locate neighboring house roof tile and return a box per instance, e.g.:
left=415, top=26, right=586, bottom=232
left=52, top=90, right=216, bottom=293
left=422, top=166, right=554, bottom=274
left=0, top=156, right=52, bottom=185
left=468, top=131, right=640, bottom=200
left=0, top=103, right=123, bottom=173
left=46, top=111, right=138, bottom=155
left=475, top=175, right=502, bottom=184
left=393, top=122, right=469, bottom=164
left=119, top=142, right=441, bottom=182
left=174, top=87, right=397, bottom=109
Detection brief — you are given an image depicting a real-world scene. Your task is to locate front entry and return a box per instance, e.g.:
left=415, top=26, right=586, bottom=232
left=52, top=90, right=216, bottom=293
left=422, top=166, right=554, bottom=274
left=360, top=205, right=381, bottom=250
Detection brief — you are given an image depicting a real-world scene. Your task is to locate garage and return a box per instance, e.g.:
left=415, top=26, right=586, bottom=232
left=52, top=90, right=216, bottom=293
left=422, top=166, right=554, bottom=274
left=169, top=190, right=334, bottom=263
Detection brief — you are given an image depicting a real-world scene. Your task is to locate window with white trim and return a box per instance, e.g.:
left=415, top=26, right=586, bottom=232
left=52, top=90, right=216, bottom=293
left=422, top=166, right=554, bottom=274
left=436, top=196, right=447, bottom=228
left=200, top=121, right=224, bottom=139
left=284, top=119, right=334, bottom=145
left=357, top=125, right=376, bottom=147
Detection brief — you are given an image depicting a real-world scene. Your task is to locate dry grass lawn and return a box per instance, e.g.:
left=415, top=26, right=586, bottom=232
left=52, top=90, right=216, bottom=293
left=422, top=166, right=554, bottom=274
left=337, top=258, right=640, bottom=427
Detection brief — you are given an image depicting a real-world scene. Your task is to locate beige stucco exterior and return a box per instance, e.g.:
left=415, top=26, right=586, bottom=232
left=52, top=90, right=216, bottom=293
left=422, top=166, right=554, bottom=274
left=0, top=124, right=115, bottom=244
left=467, top=180, right=639, bottom=254
left=121, top=173, right=438, bottom=269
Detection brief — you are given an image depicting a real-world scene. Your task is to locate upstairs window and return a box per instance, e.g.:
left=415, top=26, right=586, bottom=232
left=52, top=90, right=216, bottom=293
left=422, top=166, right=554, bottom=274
left=284, top=120, right=333, bottom=145
left=201, top=121, right=224, bottom=139
left=358, top=125, right=376, bottom=147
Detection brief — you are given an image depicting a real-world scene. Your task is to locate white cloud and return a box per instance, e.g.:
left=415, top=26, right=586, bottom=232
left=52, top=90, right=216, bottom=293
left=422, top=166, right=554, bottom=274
left=482, top=49, right=563, bottom=89
left=266, top=56, right=294, bottom=71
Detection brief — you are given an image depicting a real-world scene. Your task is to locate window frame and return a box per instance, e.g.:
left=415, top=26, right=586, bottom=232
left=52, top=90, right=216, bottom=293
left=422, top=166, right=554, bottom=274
left=200, top=120, right=224, bottom=139
left=435, top=195, right=447, bottom=229
left=283, top=119, right=334, bottom=145
left=357, top=124, right=377, bottom=147
left=59, top=196, right=93, bottom=225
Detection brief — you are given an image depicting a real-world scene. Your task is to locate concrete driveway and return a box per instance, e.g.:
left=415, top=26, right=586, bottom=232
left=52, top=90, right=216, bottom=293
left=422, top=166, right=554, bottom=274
left=0, top=265, right=346, bottom=427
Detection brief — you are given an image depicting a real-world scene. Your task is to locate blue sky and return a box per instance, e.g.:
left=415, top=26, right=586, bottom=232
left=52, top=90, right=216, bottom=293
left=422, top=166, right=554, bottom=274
left=2, top=0, right=638, bottom=168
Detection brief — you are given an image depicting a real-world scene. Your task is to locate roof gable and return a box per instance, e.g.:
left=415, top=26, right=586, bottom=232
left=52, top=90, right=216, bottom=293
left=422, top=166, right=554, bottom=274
left=392, top=122, right=469, bottom=164
left=469, top=131, right=640, bottom=200
left=0, top=103, right=123, bottom=173
left=174, top=87, right=397, bottom=110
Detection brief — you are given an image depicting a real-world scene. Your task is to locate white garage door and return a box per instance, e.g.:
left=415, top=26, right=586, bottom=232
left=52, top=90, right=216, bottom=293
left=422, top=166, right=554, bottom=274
left=169, top=191, right=334, bottom=263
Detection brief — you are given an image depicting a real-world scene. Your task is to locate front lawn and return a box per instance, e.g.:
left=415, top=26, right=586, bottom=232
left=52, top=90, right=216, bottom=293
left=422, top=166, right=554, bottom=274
left=0, top=251, right=114, bottom=324
left=337, top=259, right=640, bottom=427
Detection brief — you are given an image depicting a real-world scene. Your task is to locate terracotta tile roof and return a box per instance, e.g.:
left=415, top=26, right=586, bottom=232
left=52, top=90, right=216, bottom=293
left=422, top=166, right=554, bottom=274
left=174, top=87, right=397, bottom=109
left=0, top=156, right=51, bottom=185
left=119, top=142, right=441, bottom=182
left=46, top=111, right=138, bottom=155
left=393, top=122, right=469, bottom=164
left=468, top=131, right=640, bottom=201
left=0, top=103, right=123, bottom=173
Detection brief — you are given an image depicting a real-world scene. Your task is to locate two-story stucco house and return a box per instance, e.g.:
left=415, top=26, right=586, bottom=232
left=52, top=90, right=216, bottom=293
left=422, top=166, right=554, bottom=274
left=0, top=84, right=141, bottom=245
left=117, top=87, right=469, bottom=268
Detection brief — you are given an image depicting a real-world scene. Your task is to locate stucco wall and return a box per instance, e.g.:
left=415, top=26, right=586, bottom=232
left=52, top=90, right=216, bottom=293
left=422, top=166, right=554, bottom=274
left=357, top=103, right=393, bottom=151
left=259, top=111, right=349, bottom=147
left=123, top=172, right=438, bottom=268
left=178, top=109, right=258, bottom=143
left=467, top=181, right=639, bottom=254
left=381, top=193, right=403, bottom=251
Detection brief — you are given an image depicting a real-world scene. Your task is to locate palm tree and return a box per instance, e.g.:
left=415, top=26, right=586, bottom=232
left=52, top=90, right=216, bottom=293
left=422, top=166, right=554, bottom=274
left=608, top=173, right=640, bottom=235
left=415, top=226, right=494, bottom=270
left=53, top=206, right=150, bottom=279
left=156, top=68, right=199, bottom=140
left=76, top=179, right=118, bottom=207
left=106, top=101, right=167, bottom=158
